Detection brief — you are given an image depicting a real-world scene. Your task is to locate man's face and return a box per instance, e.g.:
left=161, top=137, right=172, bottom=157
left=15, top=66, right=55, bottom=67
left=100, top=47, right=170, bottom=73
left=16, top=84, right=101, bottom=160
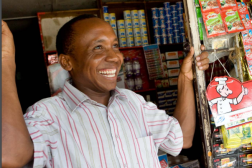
left=67, top=18, right=123, bottom=93
left=219, top=85, right=233, bottom=97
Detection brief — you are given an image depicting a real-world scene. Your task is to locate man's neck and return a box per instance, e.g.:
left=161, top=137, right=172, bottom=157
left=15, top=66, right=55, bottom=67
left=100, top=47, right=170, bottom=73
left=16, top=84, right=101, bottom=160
left=72, top=82, right=111, bottom=106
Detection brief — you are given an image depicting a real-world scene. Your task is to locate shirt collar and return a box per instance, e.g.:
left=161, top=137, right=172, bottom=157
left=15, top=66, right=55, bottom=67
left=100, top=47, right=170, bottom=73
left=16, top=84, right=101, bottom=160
left=62, top=80, right=128, bottom=112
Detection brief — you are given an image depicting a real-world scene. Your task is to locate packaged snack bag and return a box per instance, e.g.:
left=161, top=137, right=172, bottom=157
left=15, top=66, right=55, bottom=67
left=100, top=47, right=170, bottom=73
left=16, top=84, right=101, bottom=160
left=218, top=0, right=237, bottom=9
left=240, top=13, right=252, bottom=29
left=237, top=2, right=248, bottom=14
left=199, top=0, right=219, bottom=13
left=241, top=30, right=252, bottom=45
left=202, top=9, right=226, bottom=38
left=221, top=7, right=245, bottom=33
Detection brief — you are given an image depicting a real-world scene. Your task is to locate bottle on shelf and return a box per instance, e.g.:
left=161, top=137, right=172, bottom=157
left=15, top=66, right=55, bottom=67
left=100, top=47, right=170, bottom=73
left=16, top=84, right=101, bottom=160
left=134, top=74, right=143, bottom=90
left=132, top=57, right=141, bottom=75
left=124, top=57, right=133, bottom=77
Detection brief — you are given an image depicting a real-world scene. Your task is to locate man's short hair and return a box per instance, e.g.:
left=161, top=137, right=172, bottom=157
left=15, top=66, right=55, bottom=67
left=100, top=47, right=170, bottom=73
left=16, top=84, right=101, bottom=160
left=56, top=14, right=97, bottom=56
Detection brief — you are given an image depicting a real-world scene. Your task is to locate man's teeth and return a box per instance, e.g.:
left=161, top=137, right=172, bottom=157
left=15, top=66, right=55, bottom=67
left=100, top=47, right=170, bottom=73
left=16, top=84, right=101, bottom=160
left=99, top=69, right=116, bottom=77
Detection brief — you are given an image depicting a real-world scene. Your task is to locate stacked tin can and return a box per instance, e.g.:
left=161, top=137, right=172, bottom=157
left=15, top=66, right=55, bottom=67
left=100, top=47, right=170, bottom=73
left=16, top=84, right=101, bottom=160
left=123, top=10, right=134, bottom=47
left=117, top=19, right=127, bottom=47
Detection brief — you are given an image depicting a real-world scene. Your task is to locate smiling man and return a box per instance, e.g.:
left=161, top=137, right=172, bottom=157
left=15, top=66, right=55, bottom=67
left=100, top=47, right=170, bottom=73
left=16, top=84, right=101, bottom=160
left=2, top=14, right=209, bottom=168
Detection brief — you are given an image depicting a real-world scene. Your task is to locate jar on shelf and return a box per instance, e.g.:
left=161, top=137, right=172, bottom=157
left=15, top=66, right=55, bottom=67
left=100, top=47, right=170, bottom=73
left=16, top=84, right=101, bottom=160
left=124, top=57, right=133, bottom=77
left=134, top=75, right=143, bottom=90
left=132, top=57, right=141, bottom=75
left=126, top=76, right=135, bottom=90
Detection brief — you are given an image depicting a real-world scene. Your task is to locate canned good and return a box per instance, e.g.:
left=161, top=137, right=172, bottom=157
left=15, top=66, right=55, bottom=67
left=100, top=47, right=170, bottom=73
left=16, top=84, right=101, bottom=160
left=141, top=36, right=148, bottom=45
left=172, top=17, right=178, bottom=24
left=109, top=13, right=116, bottom=21
left=170, top=5, right=177, bottom=12
left=176, top=2, right=183, bottom=9
left=154, top=35, right=161, bottom=44
left=180, top=27, right=185, bottom=33
left=180, top=33, right=186, bottom=42
left=178, top=14, right=183, bottom=21
left=166, top=28, right=173, bottom=35
left=164, top=9, right=171, bottom=16
left=134, top=36, right=142, bottom=46
left=178, top=21, right=184, bottom=27
left=159, top=18, right=165, bottom=27
left=168, top=34, right=174, bottom=44
left=151, top=8, right=159, bottom=18
left=124, top=19, right=132, bottom=28
left=118, top=29, right=126, bottom=38
left=154, top=27, right=161, bottom=36
left=117, top=20, right=125, bottom=29
left=139, top=19, right=146, bottom=28
left=126, top=37, right=134, bottom=47
left=164, top=2, right=170, bottom=9
left=103, top=6, right=108, bottom=13
left=140, top=27, right=147, bottom=36
left=126, top=28, right=133, bottom=37
left=173, top=30, right=180, bottom=37
left=159, top=7, right=165, bottom=18
left=165, top=21, right=173, bottom=28
left=119, top=37, right=127, bottom=47
left=160, top=27, right=166, bottom=35
left=161, top=35, right=167, bottom=44
left=171, top=11, right=178, bottom=18
left=172, top=24, right=179, bottom=30
left=124, top=10, right=131, bottom=20
left=152, top=18, right=159, bottom=27
left=104, top=13, right=109, bottom=22
left=174, top=36, right=180, bottom=43
left=165, top=15, right=171, bottom=23
left=133, top=28, right=141, bottom=37
left=132, top=19, right=140, bottom=28
left=110, top=20, right=117, bottom=29
left=178, top=8, right=183, bottom=15
left=131, top=10, right=139, bottom=19
left=138, top=10, right=145, bottom=19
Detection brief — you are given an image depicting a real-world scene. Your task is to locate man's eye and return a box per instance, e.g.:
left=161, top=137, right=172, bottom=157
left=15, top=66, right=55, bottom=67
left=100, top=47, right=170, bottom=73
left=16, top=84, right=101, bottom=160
left=113, top=44, right=119, bottom=48
left=94, top=45, right=102, bottom=50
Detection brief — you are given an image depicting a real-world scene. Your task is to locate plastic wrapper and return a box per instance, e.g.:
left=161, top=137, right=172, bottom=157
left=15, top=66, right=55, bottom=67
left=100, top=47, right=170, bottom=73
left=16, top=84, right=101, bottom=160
left=221, top=7, right=245, bottom=34
left=202, top=9, right=227, bottom=38
left=239, top=143, right=252, bottom=153
left=199, top=0, right=219, bottom=13
left=221, top=123, right=252, bottom=149
left=237, top=2, right=252, bottom=30
left=218, top=0, right=238, bottom=9
left=213, top=143, right=239, bottom=157
left=239, top=153, right=252, bottom=168
left=213, top=155, right=238, bottom=168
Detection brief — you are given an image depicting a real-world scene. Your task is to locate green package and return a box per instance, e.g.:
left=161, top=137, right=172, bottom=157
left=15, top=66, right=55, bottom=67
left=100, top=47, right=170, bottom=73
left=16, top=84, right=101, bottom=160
left=196, top=7, right=204, bottom=40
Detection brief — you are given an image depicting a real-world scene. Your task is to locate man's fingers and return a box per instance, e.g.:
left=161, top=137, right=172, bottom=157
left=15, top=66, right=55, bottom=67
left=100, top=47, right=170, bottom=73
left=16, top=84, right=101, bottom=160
left=185, top=47, right=194, bottom=60
left=196, top=57, right=209, bottom=67
left=200, top=45, right=205, bottom=51
left=198, top=64, right=209, bottom=70
left=196, top=51, right=208, bottom=61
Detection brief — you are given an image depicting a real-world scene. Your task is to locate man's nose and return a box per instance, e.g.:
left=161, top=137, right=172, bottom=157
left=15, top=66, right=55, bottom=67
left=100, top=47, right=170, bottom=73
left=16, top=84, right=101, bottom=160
left=105, top=49, right=121, bottom=62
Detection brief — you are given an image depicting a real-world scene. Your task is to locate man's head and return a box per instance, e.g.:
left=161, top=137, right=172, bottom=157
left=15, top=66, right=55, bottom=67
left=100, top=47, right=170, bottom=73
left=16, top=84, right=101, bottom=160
left=56, top=14, right=123, bottom=93
left=217, top=84, right=233, bottom=97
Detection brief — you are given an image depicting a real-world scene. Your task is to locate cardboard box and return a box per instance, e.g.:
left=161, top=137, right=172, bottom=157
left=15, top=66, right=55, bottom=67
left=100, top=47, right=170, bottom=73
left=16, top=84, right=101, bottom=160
left=168, top=68, right=180, bottom=77
left=167, top=60, right=180, bottom=69
left=165, top=51, right=178, bottom=60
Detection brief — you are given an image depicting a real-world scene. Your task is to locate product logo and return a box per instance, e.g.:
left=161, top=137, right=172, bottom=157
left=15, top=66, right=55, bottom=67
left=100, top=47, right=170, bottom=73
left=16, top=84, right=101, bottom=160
left=217, top=116, right=225, bottom=124
left=226, top=11, right=235, bottom=16
left=239, top=7, right=247, bottom=14
left=207, top=13, right=217, bottom=19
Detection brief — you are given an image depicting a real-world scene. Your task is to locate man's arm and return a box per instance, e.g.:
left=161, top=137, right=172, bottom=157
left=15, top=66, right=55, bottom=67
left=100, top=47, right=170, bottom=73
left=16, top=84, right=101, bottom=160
left=173, top=46, right=209, bottom=149
left=2, top=21, right=33, bottom=167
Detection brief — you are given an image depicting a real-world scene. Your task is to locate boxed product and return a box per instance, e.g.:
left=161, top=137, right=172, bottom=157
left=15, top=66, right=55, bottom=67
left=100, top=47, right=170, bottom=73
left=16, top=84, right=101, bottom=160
left=163, top=70, right=169, bottom=78
left=213, top=143, right=239, bottom=157
left=167, top=60, right=180, bottom=69
left=157, top=91, right=166, bottom=99
left=170, top=160, right=200, bottom=168
left=169, top=77, right=178, bottom=86
left=238, top=153, right=252, bottom=167
left=199, top=0, right=219, bottom=13
left=202, top=9, right=226, bottom=38
left=218, top=0, right=237, bottom=9
left=158, top=151, right=169, bottom=168
left=213, top=155, right=238, bottom=168
left=168, top=68, right=180, bottom=77
left=165, top=51, right=179, bottom=60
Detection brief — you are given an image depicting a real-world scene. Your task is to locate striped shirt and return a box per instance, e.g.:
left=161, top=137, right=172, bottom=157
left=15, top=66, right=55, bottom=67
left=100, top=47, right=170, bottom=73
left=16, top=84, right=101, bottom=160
left=24, top=80, right=183, bottom=168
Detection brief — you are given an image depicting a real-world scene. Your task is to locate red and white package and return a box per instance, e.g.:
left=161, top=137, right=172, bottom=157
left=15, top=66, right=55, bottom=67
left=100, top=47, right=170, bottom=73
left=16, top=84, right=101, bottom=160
left=237, top=2, right=252, bottom=29
left=199, top=0, right=220, bottom=13
left=241, top=30, right=252, bottom=45
left=221, top=7, right=245, bottom=33
left=217, top=0, right=238, bottom=9
left=202, top=9, right=226, bottom=38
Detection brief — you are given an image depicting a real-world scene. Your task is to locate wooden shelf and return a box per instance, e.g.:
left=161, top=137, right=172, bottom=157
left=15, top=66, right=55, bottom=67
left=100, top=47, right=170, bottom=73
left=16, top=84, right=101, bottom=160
left=134, top=88, right=156, bottom=93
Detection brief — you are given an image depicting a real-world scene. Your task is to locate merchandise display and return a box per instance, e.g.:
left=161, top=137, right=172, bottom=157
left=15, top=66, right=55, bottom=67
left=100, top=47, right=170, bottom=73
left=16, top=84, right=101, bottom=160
left=157, top=89, right=177, bottom=115
left=151, top=2, right=186, bottom=45
left=102, top=7, right=148, bottom=47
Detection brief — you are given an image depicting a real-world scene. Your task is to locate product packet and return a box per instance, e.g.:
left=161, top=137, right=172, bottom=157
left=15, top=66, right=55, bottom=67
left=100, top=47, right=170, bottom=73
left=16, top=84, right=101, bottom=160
left=241, top=30, right=252, bottom=45
left=213, top=155, right=238, bottom=168
left=199, top=0, right=219, bottom=13
left=238, top=2, right=252, bottom=29
left=239, top=153, right=252, bottom=168
left=218, top=0, right=237, bottom=9
left=221, top=7, right=245, bottom=33
left=202, top=9, right=226, bottom=38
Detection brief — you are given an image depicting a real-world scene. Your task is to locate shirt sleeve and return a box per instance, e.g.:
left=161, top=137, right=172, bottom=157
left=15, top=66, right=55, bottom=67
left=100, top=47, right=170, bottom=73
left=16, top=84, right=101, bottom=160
left=141, top=97, right=183, bottom=156
left=24, top=103, right=53, bottom=168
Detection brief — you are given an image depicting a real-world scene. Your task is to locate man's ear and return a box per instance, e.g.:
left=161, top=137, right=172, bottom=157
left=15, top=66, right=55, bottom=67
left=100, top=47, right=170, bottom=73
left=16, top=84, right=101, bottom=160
left=58, top=54, right=72, bottom=71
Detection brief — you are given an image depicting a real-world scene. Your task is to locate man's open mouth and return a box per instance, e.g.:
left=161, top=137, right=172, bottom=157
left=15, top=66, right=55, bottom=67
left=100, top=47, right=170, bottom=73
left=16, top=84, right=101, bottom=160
left=98, top=69, right=116, bottom=77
